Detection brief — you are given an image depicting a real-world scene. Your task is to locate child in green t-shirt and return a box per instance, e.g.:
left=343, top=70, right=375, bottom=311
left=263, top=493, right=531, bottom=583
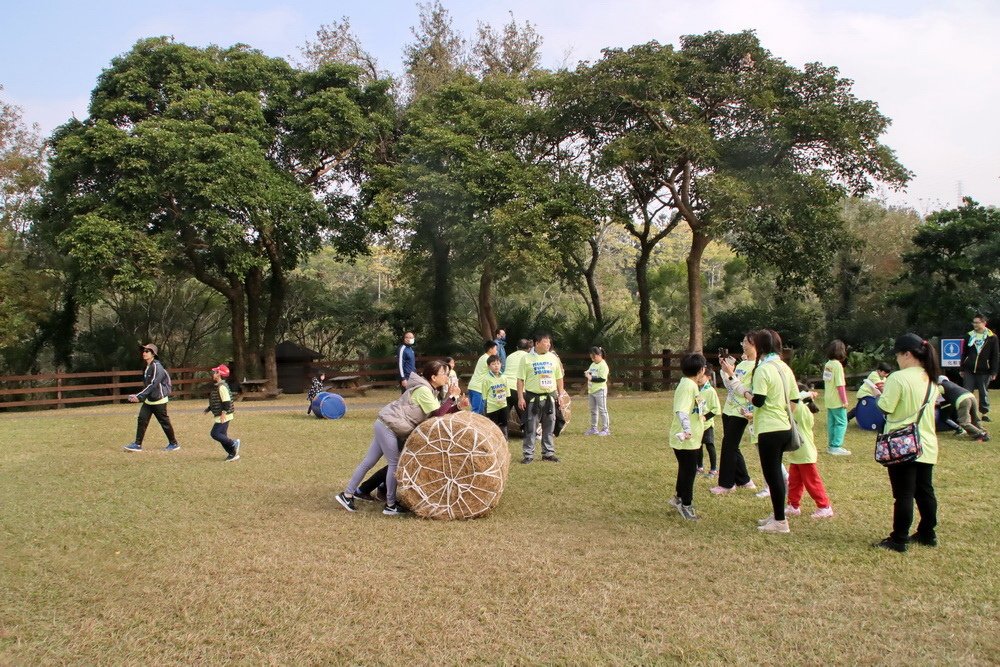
left=584, top=346, right=611, bottom=436
left=205, top=364, right=240, bottom=462
left=483, top=355, right=510, bottom=438
left=846, top=362, right=891, bottom=422
left=823, top=340, right=851, bottom=456
left=787, top=383, right=833, bottom=518
left=696, top=367, right=721, bottom=477
left=669, top=353, right=708, bottom=521
left=469, top=340, right=498, bottom=415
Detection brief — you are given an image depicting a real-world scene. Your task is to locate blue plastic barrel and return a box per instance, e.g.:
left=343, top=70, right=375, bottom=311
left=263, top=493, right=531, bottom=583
left=318, top=393, right=347, bottom=420
left=855, top=396, right=886, bottom=432
left=311, top=392, right=332, bottom=418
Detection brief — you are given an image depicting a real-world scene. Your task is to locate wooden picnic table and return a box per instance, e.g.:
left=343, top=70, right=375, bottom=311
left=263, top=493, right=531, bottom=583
left=240, top=379, right=281, bottom=401
left=326, top=375, right=373, bottom=397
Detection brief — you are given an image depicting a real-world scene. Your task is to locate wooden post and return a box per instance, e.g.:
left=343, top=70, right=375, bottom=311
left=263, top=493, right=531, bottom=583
left=56, top=371, right=64, bottom=410
left=111, top=367, right=120, bottom=403
left=662, top=349, right=673, bottom=390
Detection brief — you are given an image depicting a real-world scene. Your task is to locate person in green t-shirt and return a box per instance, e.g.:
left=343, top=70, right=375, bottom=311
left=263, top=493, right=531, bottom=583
left=697, top=369, right=721, bottom=477
left=483, top=355, right=511, bottom=438
left=847, top=362, right=892, bottom=422
left=746, top=329, right=797, bottom=534
left=669, top=353, right=708, bottom=521
left=873, top=333, right=942, bottom=553
left=584, top=346, right=611, bottom=436
left=713, top=336, right=759, bottom=494
left=468, top=340, right=498, bottom=415
left=786, top=384, right=833, bottom=518
left=503, top=339, right=532, bottom=425
left=205, top=364, right=240, bottom=462
left=517, top=332, right=565, bottom=463
left=823, top=340, right=851, bottom=456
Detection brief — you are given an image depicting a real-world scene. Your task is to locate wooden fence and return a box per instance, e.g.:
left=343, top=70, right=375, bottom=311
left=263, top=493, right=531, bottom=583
left=0, top=349, right=796, bottom=412
left=0, top=367, right=213, bottom=411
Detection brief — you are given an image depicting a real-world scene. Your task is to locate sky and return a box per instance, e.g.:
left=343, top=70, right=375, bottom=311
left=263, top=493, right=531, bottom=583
left=2, top=0, right=998, bottom=213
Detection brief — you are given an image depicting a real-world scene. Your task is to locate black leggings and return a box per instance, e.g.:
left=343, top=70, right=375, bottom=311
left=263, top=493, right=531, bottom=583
left=718, top=415, right=752, bottom=488
left=697, top=426, right=716, bottom=470
left=757, top=430, right=791, bottom=521
left=673, top=448, right=700, bottom=506
left=887, top=462, right=937, bottom=542
left=135, top=401, right=177, bottom=446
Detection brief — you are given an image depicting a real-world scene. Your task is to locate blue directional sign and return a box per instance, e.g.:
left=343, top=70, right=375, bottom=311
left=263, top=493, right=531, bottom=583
left=941, top=339, right=963, bottom=368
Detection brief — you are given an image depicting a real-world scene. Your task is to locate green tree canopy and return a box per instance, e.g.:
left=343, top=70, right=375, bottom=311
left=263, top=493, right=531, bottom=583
left=34, top=37, right=395, bottom=383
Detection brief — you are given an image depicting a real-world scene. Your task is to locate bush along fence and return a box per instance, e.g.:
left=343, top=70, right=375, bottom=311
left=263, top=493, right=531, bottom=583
left=0, top=349, right=797, bottom=412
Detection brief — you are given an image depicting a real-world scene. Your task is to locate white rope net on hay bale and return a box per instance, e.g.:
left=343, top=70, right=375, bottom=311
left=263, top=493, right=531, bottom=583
left=396, top=412, right=510, bottom=520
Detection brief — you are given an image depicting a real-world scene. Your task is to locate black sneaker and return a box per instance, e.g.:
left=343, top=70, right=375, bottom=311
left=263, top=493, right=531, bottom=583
left=679, top=504, right=700, bottom=521
left=982, top=415, right=991, bottom=422
left=383, top=503, right=409, bottom=516
left=520, top=457, right=533, bottom=464
left=542, top=455, right=560, bottom=463
left=373, top=485, right=387, bottom=502
left=224, top=453, right=240, bottom=462
left=908, top=533, right=937, bottom=547
left=953, top=428, right=964, bottom=436
left=335, top=492, right=356, bottom=513
left=873, top=537, right=907, bottom=553
left=353, top=489, right=375, bottom=502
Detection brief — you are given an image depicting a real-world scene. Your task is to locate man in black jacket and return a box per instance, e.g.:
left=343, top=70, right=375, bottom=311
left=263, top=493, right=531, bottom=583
left=961, top=314, right=999, bottom=420
left=123, top=343, right=180, bottom=452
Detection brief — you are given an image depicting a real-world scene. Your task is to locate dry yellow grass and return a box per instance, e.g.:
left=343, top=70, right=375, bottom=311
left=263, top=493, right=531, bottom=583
left=1, top=390, right=997, bottom=664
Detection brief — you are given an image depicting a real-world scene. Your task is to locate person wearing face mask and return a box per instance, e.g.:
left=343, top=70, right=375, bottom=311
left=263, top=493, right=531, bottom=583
left=493, top=328, right=508, bottom=372
left=397, top=332, right=416, bottom=393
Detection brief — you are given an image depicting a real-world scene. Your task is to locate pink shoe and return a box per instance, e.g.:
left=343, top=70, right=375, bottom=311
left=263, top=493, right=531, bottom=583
left=709, top=485, right=734, bottom=495
left=584, top=428, right=598, bottom=436
left=738, top=481, right=757, bottom=491
left=811, top=506, right=834, bottom=519
left=785, top=505, right=801, bottom=517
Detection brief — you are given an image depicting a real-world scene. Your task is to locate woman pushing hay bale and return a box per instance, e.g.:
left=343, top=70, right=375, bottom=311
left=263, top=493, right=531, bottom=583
left=396, top=412, right=510, bottom=520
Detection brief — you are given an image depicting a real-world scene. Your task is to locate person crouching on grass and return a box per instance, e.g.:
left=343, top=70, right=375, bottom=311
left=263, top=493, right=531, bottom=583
left=336, top=360, right=467, bottom=516
left=669, top=353, right=707, bottom=521
left=205, top=364, right=240, bottom=462
left=786, top=383, right=833, bottom=519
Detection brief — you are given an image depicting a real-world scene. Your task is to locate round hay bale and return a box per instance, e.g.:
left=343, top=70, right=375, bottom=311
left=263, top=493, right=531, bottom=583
left=396, top=412, right=510, bottom=520
left=507, top=391, right=572, bottom=437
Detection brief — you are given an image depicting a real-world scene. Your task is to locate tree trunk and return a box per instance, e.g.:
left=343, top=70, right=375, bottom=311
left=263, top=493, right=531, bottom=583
left=227, top=288, right=248, bottom=384
left=686, top=231, right=711, bottom=353
left=428, top=236, right=452, bottom=354
left=636, top=244, right=653, bottom=390
left=584, top=238, right=603, bottom=327
left=478, top=264, right=497, bottom=341
left=261, top=267, right=287, bottom=392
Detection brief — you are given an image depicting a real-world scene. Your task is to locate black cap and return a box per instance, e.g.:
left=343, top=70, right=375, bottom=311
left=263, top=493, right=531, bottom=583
left=893, top=333, right=925, bottom=354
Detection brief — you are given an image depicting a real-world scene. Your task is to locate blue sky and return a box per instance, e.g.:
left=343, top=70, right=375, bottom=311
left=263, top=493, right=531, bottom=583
left=2, top=0, right=998, bottom=211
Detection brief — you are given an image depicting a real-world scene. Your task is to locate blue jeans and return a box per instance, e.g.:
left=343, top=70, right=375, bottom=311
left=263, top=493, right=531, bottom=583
left=210, top=421, right=235, bottom=455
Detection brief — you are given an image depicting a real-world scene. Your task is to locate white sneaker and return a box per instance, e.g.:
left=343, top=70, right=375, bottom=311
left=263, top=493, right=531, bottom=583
left=668, top=495, right=682, bottom=509
left=757, top=514, right=774, bottom=526
left=755, top=487, right=771, bottom=498
left=738, top=481, right=757, bottom=491
left=785, top=505, right=801, bottom=517
left=811, top=506, right=834, bottom=519
left=827, top=447, right=852, bottom=456
left=757, top=518, right=790, bottom=533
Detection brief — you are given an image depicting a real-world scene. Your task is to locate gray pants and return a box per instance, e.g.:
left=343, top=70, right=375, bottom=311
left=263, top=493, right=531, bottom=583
left=962, top=372, right=992, bottom=414
left=523, top=395, right=556, bottom=459
left=347, top=420, right=400, bottom=505
left=956, top=399, right=987, bottom=437
left=589, top=389, right=609, bottom=430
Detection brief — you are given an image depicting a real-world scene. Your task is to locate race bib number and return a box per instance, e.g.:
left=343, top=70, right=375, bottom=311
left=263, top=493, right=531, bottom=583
left=539, top=373, right=555, bottom=391
left=822, top=369, right=833, bottom=382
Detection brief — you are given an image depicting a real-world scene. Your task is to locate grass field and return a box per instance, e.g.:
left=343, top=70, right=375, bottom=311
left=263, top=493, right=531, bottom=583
left=1, top=390, right=997, bottom=665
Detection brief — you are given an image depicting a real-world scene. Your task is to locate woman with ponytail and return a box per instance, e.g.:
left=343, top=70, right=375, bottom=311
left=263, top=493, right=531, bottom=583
left=745, top=329, right=798, bottom=534
left=874, top=334, right=942, bottom=553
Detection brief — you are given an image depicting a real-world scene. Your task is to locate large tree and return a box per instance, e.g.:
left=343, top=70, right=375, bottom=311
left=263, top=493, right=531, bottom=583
left=560, top=32, right=909, bottom=353
left=892, top=197, right=1000, bottom=335
left=35, top=37, right=395, bottom=385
